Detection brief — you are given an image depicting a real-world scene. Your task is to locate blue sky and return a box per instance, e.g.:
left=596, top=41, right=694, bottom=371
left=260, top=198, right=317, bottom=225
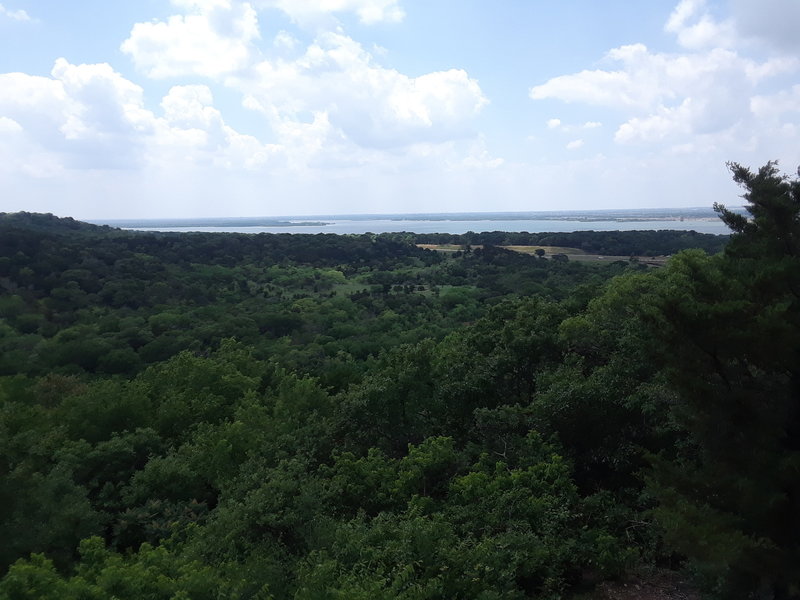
left=1, top=0, right=798, bottom=218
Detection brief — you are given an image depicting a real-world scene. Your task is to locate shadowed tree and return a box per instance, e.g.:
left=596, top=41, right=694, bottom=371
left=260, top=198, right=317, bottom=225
left=648, top=161, right=800, bottom=598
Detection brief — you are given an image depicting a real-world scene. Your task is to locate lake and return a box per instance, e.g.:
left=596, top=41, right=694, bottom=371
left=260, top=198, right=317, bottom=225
left=94, top=208, right=736, bottom=236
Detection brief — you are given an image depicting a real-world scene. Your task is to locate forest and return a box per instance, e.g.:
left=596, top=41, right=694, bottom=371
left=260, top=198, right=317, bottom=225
left=0, top=161, right=798, bottom=599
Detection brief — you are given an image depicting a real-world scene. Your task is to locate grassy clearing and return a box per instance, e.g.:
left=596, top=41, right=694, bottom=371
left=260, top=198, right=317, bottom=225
left=331, top=280, right=370, bottom=296
left=417, top=244, right=669, bottom=266
left=566, top=254, right=670, bottom=267
left=503, top=245, right=586, bottom=255
left=417, top=243, right=466, bottom=252
left=417, top=243, right=585, bottom=255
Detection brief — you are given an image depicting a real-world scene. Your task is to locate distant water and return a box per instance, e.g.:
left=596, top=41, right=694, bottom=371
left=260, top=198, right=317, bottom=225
left=94, top=208, right=736, bottom=236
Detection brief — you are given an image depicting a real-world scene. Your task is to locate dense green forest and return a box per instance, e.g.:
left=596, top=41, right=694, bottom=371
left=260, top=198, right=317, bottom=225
left=0, top=162, right=798, bottom=599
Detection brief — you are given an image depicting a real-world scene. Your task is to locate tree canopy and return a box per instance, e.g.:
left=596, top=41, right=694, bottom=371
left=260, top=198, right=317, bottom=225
left=2, top=162, right=799, bottom=599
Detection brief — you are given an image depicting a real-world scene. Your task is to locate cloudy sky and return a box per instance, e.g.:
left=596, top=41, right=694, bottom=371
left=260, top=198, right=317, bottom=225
left=1, top=0, right=798, bottom=218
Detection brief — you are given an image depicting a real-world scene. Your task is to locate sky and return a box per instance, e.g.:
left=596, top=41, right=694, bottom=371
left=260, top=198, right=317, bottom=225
left=0, top=0, right=798, bottom=219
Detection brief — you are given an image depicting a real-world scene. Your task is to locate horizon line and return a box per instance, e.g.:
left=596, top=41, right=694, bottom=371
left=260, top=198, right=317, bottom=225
left=88, top=206, right=742, bottom=224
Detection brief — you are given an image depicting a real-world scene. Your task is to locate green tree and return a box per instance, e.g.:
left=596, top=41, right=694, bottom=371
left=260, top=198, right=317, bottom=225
left=0, top=537, right=273, bottom=600
left=648, top=161, right=800, bottom=598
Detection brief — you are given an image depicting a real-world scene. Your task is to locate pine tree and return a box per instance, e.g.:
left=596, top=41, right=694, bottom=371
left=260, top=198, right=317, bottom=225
left=648, top=161, right=800, bottom=599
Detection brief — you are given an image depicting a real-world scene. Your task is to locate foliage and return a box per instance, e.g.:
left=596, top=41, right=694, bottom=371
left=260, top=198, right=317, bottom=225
left=1, top=166, right=797, bottom=599
left=645, top=162, right=800, bottom=598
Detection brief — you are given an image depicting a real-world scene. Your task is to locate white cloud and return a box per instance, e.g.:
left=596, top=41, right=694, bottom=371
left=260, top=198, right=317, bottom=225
left=0, top=52, right=493, bottom=214
left=0, top=3, right=30, bottom=21
left=525, top=0, right=800, bottom=199
left=0, top=116, right=22, bottom=133
left=530, top=0, right=799, bottom=121
left=273, top=30, right=299, bottom=53
left=161, top=85, right=219, bottom=128
left=665, top=0, right=735, bottom=50
left=614, top=100, right=694, bottom=144
left=531, top=37, right=797, bottom=147
left=749, top=86, right=800, bottom=164
left=664, top=0, right=700, bottom=32
left=152, top=86, right=281, bottom=170
left=666, top=0, right=800, bottom=57
left=546, top=118, right=602, bottom=133
left=121, top=0, right=259, bottom=78
left=566, top=139, right=584, bottom=150
left=531, top=45, right=660, bottom=109
left=751, top=84, right=800, bottom=121
left=0, top=59, right=280, bottom=175
left=51, top=59, right=154, bottom=143
left=236, top=32, right=488, bottom=150
left=120, top=1, right=486, bottom=158
left=1, top=0, right=492, bottom=211
left=255, top=0, right=404, bottom=26
left=532, top=41, right=786, bottom=113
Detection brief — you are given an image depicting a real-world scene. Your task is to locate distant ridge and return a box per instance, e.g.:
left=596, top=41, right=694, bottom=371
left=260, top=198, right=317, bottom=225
left=94, top=217, right=330, bottom=228
left=0, top=212, right=116, bottom=234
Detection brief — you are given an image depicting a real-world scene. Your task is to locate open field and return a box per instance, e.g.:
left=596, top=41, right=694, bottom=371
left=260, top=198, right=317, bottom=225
left=567, top=253, right=670, bottom=266
left=498, top=245, right=586, bottom=255
left=417, top=243, right=585, bottom=254
left=417, top=244, right=669, bottom=266
left=416, top=243, right=472, bottom=252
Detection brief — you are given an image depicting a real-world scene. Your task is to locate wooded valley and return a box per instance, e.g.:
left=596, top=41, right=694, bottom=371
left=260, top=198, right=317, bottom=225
left=0, top=162, right=798, bottom=599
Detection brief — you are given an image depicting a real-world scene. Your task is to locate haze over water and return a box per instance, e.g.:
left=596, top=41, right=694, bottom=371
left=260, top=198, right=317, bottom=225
left=95, top=208, right=733, bottom=236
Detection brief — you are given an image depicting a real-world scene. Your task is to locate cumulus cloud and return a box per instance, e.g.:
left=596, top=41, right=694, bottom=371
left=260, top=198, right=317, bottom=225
left=52, top=59, right=154, bottom=142
left=0, top=116, right=22, bottom=133
left=665, top=0, right=735, bottom=50
left=153, top=84, right=282, bottom=169
left=566, top=139, right=584, bottom=150
left=120, top=0, right=486, bottom=157
left=236, top=32, right=488, bottom=150
left=0, top=68, right=107, bottom=173
left=614, top=101, right=693, bottom=144
left=161, top=85, right=220, bottom=129
left=0, top=59, right=279, bottom=175
left=751, top=84, right=800, bottom=121
left=526, top=0, right=800, bottom=185
left=255, top=0, right=404, bottom=26
left=273, top=30, right=299, bottom=53
left=546, top=118, right=561, bottom=129
left=0, top=3, right=30, bottom=21
left=531, top=42, right=779, bottom=113
left=666, top=0, right=800, bottom=56
left=531, top=45, right=659, bottom=109
left=531, top=35, right=797, bottom=147
left=0, top=60, right=149, bottom=170
left=3, top=0, right=499, bottom=216
left=0, top=51, right=490, bottom=193
left=121, top=0, right=260, bottom=78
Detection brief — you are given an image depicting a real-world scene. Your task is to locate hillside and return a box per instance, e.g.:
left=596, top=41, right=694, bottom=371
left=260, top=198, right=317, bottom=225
left=1, top=163, right=799, bottom=599
left=0, top=212, right=116, bottom=235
